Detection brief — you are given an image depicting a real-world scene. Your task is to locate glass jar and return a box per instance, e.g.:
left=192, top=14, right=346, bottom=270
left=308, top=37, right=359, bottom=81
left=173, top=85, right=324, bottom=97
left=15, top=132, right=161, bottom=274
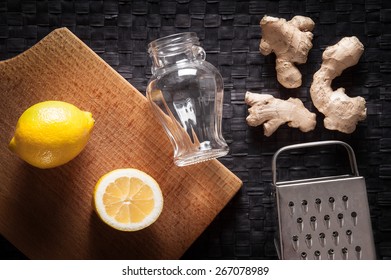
left=146, top=32, right=229, bottom=166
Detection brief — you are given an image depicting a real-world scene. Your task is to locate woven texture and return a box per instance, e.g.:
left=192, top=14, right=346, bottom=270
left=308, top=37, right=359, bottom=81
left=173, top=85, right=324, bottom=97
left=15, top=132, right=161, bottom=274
left=1, top=0, right=390, bottom=260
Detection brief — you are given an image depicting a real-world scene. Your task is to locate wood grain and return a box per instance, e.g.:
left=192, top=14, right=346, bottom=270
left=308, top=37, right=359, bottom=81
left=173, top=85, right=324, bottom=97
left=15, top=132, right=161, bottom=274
left=0, top=28, right=242, bottom=259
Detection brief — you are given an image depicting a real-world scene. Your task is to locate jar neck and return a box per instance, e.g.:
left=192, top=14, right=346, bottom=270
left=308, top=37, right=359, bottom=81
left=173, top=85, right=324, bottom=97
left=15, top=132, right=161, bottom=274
left=148, top=32, right=203, bottom=72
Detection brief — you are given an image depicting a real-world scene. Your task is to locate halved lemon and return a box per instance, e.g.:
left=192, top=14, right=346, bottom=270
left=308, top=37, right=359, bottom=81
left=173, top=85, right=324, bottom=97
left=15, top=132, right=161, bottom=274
left=93, top=168, right=163, bottom=231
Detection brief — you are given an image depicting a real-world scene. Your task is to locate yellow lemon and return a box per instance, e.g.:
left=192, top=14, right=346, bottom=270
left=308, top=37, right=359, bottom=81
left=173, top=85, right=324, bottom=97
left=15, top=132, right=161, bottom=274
left=9, top=101, right=94, bottom=169
left=94, top=168, right=164, bottom=231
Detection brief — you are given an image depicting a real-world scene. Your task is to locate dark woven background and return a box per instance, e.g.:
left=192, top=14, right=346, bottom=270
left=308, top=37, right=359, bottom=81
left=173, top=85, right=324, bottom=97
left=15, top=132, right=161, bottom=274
left=1, top=0, right=390, bottom=260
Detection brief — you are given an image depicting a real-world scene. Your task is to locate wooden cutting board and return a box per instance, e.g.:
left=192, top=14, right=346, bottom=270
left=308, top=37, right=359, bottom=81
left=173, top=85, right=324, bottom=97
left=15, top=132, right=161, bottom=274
left=0, top=28, right=242, bottom=259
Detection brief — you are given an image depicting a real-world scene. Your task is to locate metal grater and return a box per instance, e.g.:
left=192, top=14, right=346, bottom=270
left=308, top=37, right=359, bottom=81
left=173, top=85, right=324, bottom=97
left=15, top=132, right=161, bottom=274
left=272, top=141, right=376, bottom=260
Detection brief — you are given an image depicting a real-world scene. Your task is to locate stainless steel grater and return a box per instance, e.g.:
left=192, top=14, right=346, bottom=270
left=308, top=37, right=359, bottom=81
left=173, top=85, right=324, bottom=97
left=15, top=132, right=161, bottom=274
left=272, top=141, right=376, bottom=260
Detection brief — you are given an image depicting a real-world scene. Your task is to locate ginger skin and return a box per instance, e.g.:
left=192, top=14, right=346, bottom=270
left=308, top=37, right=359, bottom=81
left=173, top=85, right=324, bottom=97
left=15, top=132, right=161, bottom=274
left=260, top=15, right=315, bottom=89
left=310, top=36, right=366, bottom=134
left=245, top=91, right=316, bottom=137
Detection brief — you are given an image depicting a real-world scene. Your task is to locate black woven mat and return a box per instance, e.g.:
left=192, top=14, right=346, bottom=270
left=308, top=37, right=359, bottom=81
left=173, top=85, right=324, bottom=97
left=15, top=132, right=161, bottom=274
left=1, top=0, right=390, bottom=260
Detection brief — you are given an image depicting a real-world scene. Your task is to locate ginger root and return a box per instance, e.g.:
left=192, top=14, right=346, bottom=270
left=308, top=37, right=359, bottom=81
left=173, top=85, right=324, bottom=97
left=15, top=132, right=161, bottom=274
left=245, top=91, right=316, bottom=136
left=260, top=15, right=315, bottom=88
left=310, top=36, right=366, bottom=134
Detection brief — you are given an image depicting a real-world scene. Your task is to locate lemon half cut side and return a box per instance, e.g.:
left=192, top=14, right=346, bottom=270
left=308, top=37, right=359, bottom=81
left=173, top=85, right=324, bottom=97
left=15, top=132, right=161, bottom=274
left=94, top=168, right=164, bottom=232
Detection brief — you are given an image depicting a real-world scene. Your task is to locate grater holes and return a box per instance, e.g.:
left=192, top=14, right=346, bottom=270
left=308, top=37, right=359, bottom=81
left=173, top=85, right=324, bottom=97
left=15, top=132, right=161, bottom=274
left=351, top=211, right=358, bottom=226
left=319, top=232, right=326, bottom=247
left=284, top=193, right=370, bottom=260
left=328, top=196, right=335, bottom=211
left=332, top=231, right=339, bottom=246
left=305, top=234, right=312, bottom=248
left=310, top=216, right=317, bottom=231
left=346, top=229, right=353, bottom=244
left=324, top=214, right=331, bottom=229
left=342, top=247, right=348, bottom=260
left=288, top=201, right=295, bottom=215
left=337, top=213, right=344, bottom=227
left=355, top=246, right=362, bottom=260
left=301, top=200, right=308, bottom=214
left=297, top=217, right=304, bottom=232
left=342, top=195, right=349, bottom=209
left=337, top=213, right=344, bottom=219
left=292, top=235, right=299, bottom=251
left=328, top=249, right=335, bottom=260
left=315, top=198, right=322, bottom=212
left=314, top=250, right=321, bottom=260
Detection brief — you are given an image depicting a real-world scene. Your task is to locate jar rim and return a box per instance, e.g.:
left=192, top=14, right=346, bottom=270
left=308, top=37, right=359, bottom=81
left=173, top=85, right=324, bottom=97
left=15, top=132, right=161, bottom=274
left=148, top=32, right=200, bottom=56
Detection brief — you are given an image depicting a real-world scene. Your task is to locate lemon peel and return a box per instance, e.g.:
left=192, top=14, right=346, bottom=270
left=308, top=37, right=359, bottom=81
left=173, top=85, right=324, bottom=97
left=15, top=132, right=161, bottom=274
left=9, top=101, right=94, bottom=169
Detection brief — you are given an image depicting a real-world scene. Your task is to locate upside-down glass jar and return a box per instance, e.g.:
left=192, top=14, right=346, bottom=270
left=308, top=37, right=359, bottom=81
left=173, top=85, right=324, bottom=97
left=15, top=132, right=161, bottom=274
left=146, top=32, right=229, bottom=166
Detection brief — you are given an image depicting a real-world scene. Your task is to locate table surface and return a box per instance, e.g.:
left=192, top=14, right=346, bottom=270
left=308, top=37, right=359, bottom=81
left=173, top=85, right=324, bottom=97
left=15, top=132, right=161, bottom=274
left=1, top=0, right=390, bottom=260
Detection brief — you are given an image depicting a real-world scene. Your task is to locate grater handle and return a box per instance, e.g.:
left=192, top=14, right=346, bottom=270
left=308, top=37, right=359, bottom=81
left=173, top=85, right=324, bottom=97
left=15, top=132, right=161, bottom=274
left=272, top=140, right=359, bottom=185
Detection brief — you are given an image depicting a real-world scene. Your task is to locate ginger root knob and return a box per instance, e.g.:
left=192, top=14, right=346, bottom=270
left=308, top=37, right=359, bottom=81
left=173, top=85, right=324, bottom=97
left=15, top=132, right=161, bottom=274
left=245, top=91, right=316, bottom=136
left=310, top=36, right=366, bottom=134
left=260, top=15, right=315, bottom=89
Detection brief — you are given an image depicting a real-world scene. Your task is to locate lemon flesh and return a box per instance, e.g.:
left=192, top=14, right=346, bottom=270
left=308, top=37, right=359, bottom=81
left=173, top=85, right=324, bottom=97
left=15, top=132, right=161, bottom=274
left=94, top=168, right=164, bottom=231
left=9, top=101, right=94, bottom=169
left=104, top=177, right=155, bottom=223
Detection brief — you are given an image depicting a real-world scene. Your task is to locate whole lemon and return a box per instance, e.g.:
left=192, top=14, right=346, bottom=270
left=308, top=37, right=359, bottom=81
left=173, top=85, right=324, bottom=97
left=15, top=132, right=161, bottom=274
left=9, top=101, right=95, bottom=169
